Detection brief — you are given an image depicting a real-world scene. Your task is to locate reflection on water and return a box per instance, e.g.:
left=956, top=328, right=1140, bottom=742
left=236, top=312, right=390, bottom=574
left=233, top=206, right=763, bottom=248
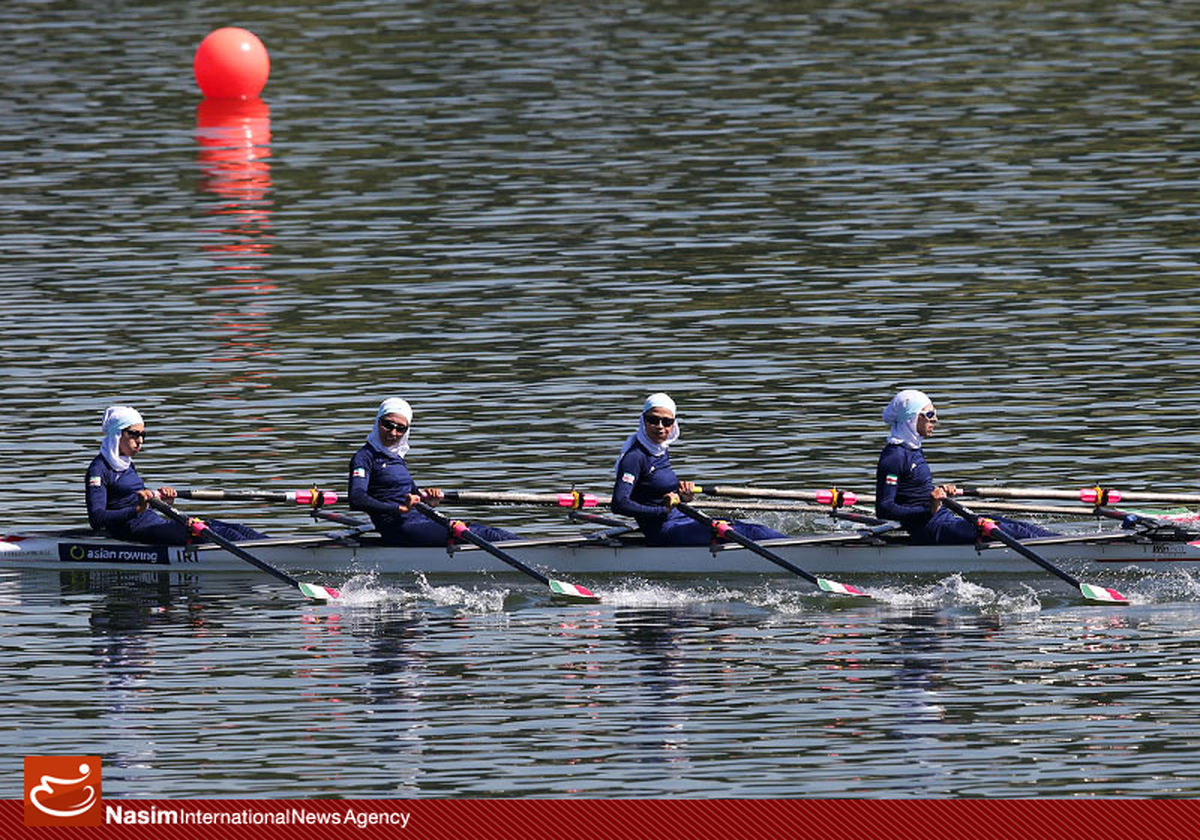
left=4, top=572, right=1200, bottom=796
left=196, top=97, right=278, bottom=398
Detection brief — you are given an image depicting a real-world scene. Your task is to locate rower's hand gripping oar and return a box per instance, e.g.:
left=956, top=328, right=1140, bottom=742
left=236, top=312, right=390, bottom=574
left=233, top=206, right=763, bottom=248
left=940, top=497, right=1127, bottom=605
left=147, top=497, right=341, bottom=603
left=411, top=500, right=599, bottom=603
left=674, top=502, right=870, bottom=598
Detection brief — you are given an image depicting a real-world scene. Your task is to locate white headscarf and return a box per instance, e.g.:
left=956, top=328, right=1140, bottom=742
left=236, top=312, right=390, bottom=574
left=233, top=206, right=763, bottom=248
left=615, top=392, right=681, bottom=471
left=883, top=389, right=932, bottom=450
left=99, top=405, right=144, bottom=472
left=366, top=398, right=413, bottom=458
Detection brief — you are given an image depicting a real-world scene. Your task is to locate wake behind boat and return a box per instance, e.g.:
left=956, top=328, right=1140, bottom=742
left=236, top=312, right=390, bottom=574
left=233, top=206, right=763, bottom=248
left=4, top=526, right=1199, bottom=577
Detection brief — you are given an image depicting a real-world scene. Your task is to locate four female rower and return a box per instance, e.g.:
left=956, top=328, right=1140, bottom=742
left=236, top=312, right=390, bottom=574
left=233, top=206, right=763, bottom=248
left=85, top=406, right=267, bottom=545
left=348, top=398, right=519, bottom=546
left=874, top=389, right=1055, bottom=545
left=611, top=393, right=787, bottom=546
left=82, top=394, right=1063, bottom=549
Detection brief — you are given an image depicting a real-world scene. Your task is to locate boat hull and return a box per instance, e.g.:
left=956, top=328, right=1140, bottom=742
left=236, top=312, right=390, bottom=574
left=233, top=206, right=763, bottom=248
left=3, top=530, right=1199, bottom=577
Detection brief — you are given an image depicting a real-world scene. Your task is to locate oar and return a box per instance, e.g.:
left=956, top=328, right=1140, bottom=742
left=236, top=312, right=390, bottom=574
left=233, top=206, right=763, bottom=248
left=568, top=510, right=634, bottom=529
left=1091, top=505, right=1199, bottom=538
left=177, top=487, right=340, bottom=505
left=963, top=500, right=1119, bottom=517
left=697, top=484, right=875, bottom=506
left=312, top=509, right=374, bottom=530
left=443, top=490, right=605, bottom=508
left=147, top=497, right=341, bottom=602
left=702, top=484, right=1121, bottom=519
left=963, top=485, right=1200, bottom=506
left=674, top=502, right=870, bottom=597
left=445, top=488, right=845, bottom=515
left=411, top=501, right=599, bottom=603
left=940, top=497, right=1127, bottom=605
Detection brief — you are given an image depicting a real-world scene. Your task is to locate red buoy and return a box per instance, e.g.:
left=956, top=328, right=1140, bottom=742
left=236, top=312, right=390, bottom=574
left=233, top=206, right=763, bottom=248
left=194, top=27, right=270, bottom=100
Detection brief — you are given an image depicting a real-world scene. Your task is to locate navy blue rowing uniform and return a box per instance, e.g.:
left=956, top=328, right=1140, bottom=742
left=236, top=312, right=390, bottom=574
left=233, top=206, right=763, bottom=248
left=874, top=443, right=1053, bottom=545
left=612, top=438, right=784, bottom=546
left=85, top=455, right=266, bottom=545
left=348, top=444, right=517, bottom=546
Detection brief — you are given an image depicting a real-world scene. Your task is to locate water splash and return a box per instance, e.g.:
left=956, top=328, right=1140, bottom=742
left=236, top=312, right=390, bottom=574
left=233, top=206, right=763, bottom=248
left=870, top=573, right=1042, bottom=616
left=596, top=579, right=741, bottom=609
left=412, top=572, right=509, bottom=614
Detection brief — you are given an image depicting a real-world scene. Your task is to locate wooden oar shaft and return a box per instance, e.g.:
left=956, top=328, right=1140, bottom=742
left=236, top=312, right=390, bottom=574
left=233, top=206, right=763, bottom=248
left=444, top=490, right=837, bottom=515
left=966, top=485, right=1200, bottom=505
left=968, top=501, right=1110, bottom=517
left=699, top=485, right=877, bottom=505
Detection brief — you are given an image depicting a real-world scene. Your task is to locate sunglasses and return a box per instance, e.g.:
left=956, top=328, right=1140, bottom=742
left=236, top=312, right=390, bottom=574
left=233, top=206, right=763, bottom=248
left=643, top=414, right=675, bottom=428
left=123, top=429, right=146, bottom=440
left=379, top=419, right=409, bottom=433
left=921, top=410, right=938, bottom=420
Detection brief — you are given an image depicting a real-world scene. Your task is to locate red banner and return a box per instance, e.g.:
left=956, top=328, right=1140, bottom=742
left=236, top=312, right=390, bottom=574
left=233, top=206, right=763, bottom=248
left=3, top=798, right=1198, bottom=840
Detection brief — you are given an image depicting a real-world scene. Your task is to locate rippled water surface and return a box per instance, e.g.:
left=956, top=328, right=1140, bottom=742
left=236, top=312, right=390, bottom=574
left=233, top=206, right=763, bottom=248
left=3, top=0, right=1200, bottom=797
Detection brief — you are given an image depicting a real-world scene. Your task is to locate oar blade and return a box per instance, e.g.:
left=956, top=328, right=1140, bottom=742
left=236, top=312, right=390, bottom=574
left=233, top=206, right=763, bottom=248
left=1078, top=583, right=1129, bottom=605
left=548, top=579, right=600, bottom=603
left=816, top=577, right=871, bottom=598
left=298, top=582, right=342, bottom=603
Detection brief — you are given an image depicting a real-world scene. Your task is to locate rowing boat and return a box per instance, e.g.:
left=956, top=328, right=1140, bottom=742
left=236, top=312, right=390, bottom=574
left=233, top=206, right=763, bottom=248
left=4, top=527, right=1199, bottom=577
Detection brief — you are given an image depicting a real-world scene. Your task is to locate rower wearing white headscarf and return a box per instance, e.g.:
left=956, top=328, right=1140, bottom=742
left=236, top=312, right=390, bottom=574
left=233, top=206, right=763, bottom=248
left=348, top=397, right=519, bottom=546
left=85, top=405, right=267, bottom=545
left=99, top=405, right=144, bottom=472
left=615, top=392, right=680, bottom=469
left=366, top=397, right=412, bottom=458
left=874, top=389, right=1055, bottom=545
left=882, top=388, right=930, bottom=450
left=611, top=392, right=786, bottom=546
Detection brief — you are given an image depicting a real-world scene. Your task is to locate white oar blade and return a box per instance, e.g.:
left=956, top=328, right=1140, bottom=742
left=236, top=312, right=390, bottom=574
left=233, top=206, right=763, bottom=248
left=298, top=582, right=342, bottom=602
left=817, top=578, right=871, bottom=598
left=548, top=579, right=600, bottom=603
left=1079, top=583, right=1128, bottom=605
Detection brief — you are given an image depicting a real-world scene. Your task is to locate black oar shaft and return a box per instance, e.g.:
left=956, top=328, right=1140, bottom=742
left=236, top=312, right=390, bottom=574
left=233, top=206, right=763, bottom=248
left=148, top=497, right=302, bottom=588
left=675, top=502, right=820, bottom=586
left=177, top=488, right=339, bottom=505
left=412, top=501, right=551, bottom=586
left=941, top=498, right=1082, bottom=588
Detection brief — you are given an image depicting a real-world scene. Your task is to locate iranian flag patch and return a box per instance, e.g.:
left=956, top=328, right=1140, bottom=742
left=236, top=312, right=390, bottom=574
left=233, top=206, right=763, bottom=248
left=885, top=474, right=898, bottom=486
left=352, top=467, right=366, bottom=478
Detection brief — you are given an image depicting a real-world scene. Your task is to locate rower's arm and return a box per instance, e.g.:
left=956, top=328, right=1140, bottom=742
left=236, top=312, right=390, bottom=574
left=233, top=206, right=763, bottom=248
left=347, top=452, right=405, bottom=517
left=85, top=466, right=138, bottom=532
left=612, top=451, right=670, bottom=520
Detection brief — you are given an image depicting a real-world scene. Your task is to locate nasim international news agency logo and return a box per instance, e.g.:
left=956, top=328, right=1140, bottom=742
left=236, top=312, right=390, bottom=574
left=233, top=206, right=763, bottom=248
left=24, top=756, right=103, bottom=826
